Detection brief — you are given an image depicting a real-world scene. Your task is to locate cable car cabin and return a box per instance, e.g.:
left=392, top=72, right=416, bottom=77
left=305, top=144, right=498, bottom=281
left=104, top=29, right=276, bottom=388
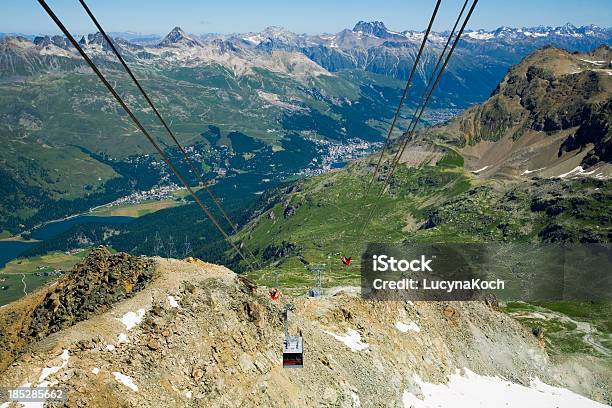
left=308, top=287, right=321, bottom=297
left=283, top=335, right=304, bottom=368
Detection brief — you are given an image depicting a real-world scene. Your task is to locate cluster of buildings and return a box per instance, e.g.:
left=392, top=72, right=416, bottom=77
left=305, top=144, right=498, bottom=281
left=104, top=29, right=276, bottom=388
left=422, top=108, right=463, bottom=125
left=299, top=138, right=381, bottom=177
left=97, top=183, right=182, bottom=208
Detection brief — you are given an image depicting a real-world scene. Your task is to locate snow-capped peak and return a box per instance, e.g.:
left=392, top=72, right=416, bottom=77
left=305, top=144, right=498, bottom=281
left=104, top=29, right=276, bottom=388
left=261, top=26, right=294, bottom=38
left=463, top=23, right=609, bottom=41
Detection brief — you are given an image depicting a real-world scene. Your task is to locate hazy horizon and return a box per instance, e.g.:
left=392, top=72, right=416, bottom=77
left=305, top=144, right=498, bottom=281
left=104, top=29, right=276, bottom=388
left=2, top=0, right=611, bottom=36
left=3, top=20, right=611, bottom=38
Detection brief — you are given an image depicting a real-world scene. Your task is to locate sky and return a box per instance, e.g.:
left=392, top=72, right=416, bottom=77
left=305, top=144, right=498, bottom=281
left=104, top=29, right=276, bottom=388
left=2, top=0, right=611, bottom=36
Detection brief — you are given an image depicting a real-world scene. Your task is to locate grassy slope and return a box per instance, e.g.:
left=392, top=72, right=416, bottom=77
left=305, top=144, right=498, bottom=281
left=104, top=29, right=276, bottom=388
left=503, top=301, right=612, bottom=356
left=0, top=64, right=410, bottom=230
left=0, top=249, right=90, bottom=306
left=238, top=148, right=610, bottom=272
left=236, top=146, right=611, bottom=357
left=240, top=149, right=472, bottom=285
left=0, top=248, right=90, bottom=275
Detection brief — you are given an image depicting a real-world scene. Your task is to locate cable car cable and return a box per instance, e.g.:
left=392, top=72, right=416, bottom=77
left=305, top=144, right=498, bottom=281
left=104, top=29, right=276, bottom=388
left=358, top=0, right=479, bottom=238
left=398, top=0, right=469, bottom=146
left=356, top=0, right=468, bottom=240
left=362, top=0, right=442, bottom=200
left=37, top=0, right=255, bottom=271
left=77, top=0, right=261, bottom=268
left=386, top=0, right=478, bottom=183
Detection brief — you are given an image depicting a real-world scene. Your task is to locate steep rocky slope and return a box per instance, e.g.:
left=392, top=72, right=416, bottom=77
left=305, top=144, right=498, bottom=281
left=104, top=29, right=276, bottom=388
left=0, top=248, right=156, bottom=373
left=420, top=46, right=612, bottom=179
left=0, top=251, right=609, bottom=407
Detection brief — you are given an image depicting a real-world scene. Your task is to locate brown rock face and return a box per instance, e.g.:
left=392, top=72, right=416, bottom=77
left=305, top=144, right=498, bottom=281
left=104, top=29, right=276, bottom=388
left=0, top=247, right=156, bottom=373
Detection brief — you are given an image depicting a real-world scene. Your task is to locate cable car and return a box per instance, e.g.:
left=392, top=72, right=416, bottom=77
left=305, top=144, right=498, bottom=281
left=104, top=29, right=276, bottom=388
left=341, top=255, right=352, bottom=266
left=283, top=335, right=304, bottom=368
left=269, top=288, right=281, bottom=300
left=282, top=304, right=303, bottom=368
left=269, top=271, right=282, bottom=300
left=308, top=287, right=321, bottom=297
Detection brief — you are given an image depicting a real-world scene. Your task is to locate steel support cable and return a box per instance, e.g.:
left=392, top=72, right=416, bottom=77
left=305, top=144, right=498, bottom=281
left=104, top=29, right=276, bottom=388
left=353, top=0, right=468, bottom=241
left=363, top=0, right=442, bottom=199
left=37, top=0, right=255, bottom=271
left=78, top=0, right=261, bottom=268
left=78, top=0, right=239, bottom=233
left=358, top=0, right=479, bottom=238
left=397, top=0, right=469, bottom=148
left=387, top=0, right=478, bottom=180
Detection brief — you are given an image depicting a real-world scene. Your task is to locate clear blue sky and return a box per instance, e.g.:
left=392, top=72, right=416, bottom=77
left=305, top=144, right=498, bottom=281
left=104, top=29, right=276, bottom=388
left=3, top=0, right=611, bottom=36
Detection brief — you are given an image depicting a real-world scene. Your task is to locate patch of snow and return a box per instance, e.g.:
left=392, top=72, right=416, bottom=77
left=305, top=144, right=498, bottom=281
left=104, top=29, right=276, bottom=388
left=323, top=328, right=369, bottom=352
left=402, top=369, right=607, bottom=408
left=167, top=295, right=179, bottom=308
left=118, top=308, right=146, bottom=330
left=525, top=31, right=549, bottom=37
left=521, top=167, right=545, bottom=175
left=556, top=166, right=584, bottom=178
left=38, top=349, right=69, bottom=384
left=3, top=350, right=71, bottom=408
left=117, top=333, right=129, bottom=344
left=242, top=35, right=262, bottom=45
left=472, top=165, right=489, bottom=174
left=579, top=58, right=606, bottom=65
left=349, top=390, right=361, bottom=407
left=580, top=168, right=599, bottom=176
left=395, top=321, right=420, bottom=333
left=92, top=367, right=100, bottom=375
left=512, top=311, right=549, bottom=320
left=185, top=390, right=193, bottom=399
left=105, top=344, right=116, bottom=352
left=466, top=31, right=494, bottom=40
left=112, top=372, right=139, bottom=392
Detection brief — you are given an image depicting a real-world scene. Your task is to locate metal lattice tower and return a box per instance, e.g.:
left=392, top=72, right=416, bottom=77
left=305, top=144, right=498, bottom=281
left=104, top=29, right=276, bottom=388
left=167, top=235, right=176, bottom=258
left=183, top=235, right=192, bottom=258
left=153, top=232, right=164, bottom=257
left=307, top=263, right=325, bottom=297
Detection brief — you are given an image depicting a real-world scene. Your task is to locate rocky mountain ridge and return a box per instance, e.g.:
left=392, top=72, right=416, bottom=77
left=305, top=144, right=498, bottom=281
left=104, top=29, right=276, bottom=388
left=3, top=21, right=610, bottom=108
left=416, top=45, right=612, bottom=179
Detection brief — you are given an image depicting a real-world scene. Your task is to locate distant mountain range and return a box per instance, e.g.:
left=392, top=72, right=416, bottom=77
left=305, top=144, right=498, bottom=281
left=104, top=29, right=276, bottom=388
left=4, top=21, right=609, bottom=45
left=3, top=21, right=610, bottom=107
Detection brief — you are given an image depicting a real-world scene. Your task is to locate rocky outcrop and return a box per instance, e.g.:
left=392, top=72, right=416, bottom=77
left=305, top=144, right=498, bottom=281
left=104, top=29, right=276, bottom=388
left=419, top=178, right=610, bottom=243
left=262, top=240, right=297, bottom=260
left=419, top=46, right=612, bottom=177
left=0, top=247, right=156, bottom=372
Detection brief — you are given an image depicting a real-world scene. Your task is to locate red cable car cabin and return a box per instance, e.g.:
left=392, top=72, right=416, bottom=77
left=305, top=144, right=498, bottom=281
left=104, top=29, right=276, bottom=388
left=283, top=335, right=304, bottom=368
